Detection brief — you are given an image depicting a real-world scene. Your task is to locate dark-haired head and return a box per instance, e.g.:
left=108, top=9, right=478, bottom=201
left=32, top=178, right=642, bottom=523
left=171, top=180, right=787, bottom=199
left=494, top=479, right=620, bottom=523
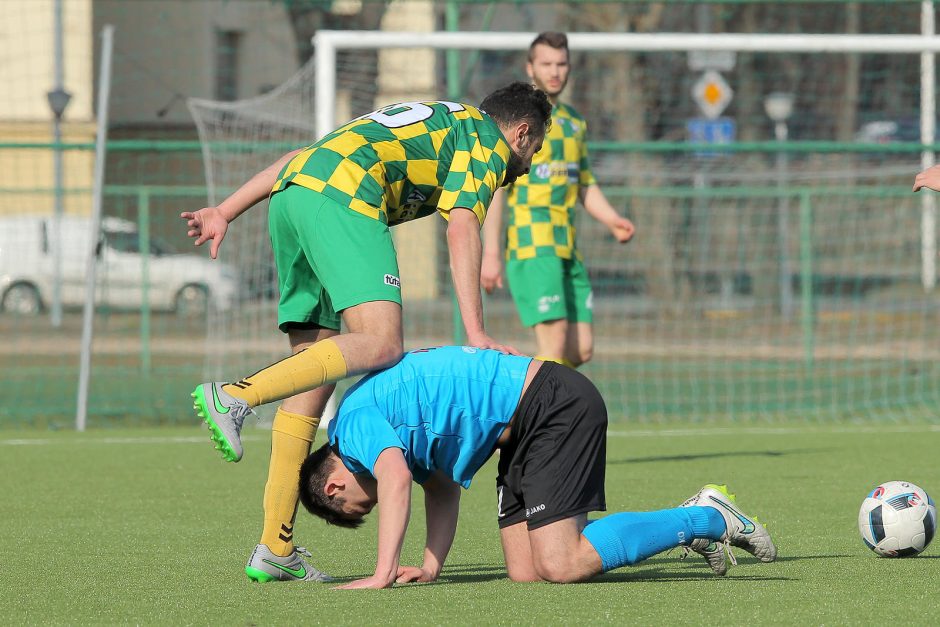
left=480, top=81, right=552, bottom=138
left=480, top=82, right=552, bottom=185
left=299, top=443, right=366, bottom=529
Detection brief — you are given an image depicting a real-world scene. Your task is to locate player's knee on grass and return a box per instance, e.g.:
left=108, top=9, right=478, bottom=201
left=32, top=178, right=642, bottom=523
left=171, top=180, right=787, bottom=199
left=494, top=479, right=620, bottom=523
left=532, top=553, right=586, bottom=584
left=506, top=563, right=542, bottom=583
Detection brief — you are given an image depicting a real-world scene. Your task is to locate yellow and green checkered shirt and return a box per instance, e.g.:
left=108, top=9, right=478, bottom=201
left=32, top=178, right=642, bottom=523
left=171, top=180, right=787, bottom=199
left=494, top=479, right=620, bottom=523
left=505, top=103, right=596, bottom=260
left=271, top=101, right=510, bottom=226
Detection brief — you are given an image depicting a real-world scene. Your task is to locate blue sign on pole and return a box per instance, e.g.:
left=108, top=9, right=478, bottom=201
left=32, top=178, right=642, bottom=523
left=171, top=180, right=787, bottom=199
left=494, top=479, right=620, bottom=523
left=686, top=117, right=736, bottom=158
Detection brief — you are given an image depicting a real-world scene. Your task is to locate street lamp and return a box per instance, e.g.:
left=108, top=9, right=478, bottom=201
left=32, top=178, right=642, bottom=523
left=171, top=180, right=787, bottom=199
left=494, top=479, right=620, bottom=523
left=48, top=0, right=72, bottom=328
left=764, top=92, right=794, bottom=141
left=764, top=92, right=795, bottom=320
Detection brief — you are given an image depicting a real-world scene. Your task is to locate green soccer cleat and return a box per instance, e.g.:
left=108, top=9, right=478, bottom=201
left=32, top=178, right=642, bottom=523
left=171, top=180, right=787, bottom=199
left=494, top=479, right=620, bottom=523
left=244, top=544, right=333, bottom=583
left=191, top=382, right=252, bottom=462
left=680, top=484, right=777, bottom=572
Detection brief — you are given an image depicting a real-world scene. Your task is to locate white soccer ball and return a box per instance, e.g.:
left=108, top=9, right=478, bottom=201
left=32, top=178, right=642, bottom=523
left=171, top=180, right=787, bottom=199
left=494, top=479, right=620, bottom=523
left=858, top=481, right=936, bottom=557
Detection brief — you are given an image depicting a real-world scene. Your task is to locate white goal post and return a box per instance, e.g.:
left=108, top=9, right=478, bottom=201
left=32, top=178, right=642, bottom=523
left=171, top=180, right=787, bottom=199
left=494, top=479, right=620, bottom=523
left=313, top=21, right=940, bottom=289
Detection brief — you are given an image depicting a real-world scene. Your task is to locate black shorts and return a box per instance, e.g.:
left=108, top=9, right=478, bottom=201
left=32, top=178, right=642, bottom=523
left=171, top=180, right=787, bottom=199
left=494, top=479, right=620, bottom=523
left=496, top=362, right=608, bottom=530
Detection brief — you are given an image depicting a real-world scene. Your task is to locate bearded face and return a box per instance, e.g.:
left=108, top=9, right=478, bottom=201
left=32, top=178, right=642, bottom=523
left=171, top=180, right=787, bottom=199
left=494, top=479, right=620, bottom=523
left=502, top=130, right=544, bottom=186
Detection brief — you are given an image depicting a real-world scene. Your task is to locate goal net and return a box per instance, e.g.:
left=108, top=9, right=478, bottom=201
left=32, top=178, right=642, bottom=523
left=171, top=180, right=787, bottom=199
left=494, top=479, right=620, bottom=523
left=190, top=24, right=940, bottom=424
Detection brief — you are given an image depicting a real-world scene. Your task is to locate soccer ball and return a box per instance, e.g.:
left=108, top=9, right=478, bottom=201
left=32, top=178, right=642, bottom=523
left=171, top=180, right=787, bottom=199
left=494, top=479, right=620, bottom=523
left=858, top=481, right=936, bottom=557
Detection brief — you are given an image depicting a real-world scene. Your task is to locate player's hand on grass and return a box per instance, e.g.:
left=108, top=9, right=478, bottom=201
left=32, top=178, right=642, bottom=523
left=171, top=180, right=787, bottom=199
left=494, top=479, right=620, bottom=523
left=395, top=566, right=436, bottom=584
left=180, top=206, right=229, bottom=259
left=333, top=575, right=395, bottom=590
left=480, top=256, right=504, bottom=294
left=466, top=331, right=521, bottom=356
left=608, top=216, right=636, bottom=243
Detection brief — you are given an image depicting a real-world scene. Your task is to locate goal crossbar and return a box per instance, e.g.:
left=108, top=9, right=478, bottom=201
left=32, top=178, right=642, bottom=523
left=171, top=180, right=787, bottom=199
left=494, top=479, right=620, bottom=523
left=313, top=27, right=939, bottom=289
left=313, top=29, right=940, bottom=137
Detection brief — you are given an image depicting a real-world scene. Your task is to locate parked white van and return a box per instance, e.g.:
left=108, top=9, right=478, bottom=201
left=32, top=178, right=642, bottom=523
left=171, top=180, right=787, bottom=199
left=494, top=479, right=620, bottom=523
left=0, top=215, right=240, bottom=316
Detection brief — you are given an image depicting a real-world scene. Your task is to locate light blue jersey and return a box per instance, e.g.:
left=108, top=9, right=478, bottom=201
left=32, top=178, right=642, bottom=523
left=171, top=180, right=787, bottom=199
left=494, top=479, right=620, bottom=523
left=327, top=346, right=533, bottom=488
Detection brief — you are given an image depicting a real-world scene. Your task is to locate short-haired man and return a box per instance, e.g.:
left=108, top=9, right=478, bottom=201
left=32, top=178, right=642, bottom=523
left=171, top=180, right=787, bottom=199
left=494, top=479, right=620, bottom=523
left=299, top=346, right=777, bottom=588
left=181, top=83, right=552, bottom=582
left=481, top=32, right=636, bottom=368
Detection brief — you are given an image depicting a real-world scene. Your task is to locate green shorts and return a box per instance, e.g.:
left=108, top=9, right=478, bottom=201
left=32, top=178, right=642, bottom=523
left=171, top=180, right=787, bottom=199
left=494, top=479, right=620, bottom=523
left=268, top=185, right=401, bottom=332
left=505, top=255, right=594, bottom=327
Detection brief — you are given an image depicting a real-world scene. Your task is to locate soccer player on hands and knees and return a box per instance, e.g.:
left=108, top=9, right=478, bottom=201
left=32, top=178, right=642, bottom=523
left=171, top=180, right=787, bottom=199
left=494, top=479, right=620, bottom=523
left=299, top=347, right=777, bottom=589
left=481, top=32, right=636, bottom=368
left=181, top=83, right=551, bottom=582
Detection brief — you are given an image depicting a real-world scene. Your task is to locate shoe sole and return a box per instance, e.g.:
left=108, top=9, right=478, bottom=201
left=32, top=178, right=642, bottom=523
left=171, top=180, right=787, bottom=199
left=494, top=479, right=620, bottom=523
left=245, top=565, right=278, bottom=583
left=191, top=385, right=241, bottom=463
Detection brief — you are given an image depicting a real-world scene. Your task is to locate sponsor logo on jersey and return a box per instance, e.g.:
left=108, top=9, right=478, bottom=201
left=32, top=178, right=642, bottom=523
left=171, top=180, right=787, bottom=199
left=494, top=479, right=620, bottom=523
left=461, top=347, right=478, bottom=354
left=565, top=163, right=579, bottom=183
left=384, top=274, right=401, bottom=289
left=533, top=162, right=579, bottom=182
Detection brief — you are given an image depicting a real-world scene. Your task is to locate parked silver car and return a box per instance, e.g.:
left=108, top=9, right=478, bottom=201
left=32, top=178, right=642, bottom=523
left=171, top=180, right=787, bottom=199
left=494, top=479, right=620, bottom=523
left=0, top=215, right=240, bottom=316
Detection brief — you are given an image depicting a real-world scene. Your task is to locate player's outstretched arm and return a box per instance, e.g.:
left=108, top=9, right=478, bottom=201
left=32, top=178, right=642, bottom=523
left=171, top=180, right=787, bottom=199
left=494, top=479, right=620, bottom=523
left=397, top=472, right=461, bottom=584
left=335, top=448, right=413, bottom=590
left=180, top=148, right=302, bottom=259
left=913, top=164, right=940, bottom=192
left=447, top=207, right=520, bottom=355
left=580, top=184, right=635, bottom=244
left=480, top=188, right=507, bottom=294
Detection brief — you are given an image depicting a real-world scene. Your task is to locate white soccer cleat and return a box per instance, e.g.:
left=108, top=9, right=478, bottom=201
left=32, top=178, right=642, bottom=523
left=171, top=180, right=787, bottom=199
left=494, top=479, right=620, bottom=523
left=678, top=538, right=730, bottom=576
left=680, top=484, right=777, bottom=571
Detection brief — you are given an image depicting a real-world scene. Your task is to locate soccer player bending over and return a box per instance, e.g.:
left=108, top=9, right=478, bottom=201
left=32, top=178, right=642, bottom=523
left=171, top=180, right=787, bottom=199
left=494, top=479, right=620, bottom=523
left=298, top=346, right=777, bottom=588
left=182, top=83, right=551, bottom=582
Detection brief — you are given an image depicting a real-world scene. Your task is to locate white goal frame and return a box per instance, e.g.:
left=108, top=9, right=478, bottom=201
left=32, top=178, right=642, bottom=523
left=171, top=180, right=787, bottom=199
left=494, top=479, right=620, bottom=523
left=313, top=7, right=940, bottom=289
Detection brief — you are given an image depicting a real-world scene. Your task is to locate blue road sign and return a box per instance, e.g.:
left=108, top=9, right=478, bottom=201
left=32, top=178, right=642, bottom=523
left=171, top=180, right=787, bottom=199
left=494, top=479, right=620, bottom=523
left=686, top=117, right=736, bottom=158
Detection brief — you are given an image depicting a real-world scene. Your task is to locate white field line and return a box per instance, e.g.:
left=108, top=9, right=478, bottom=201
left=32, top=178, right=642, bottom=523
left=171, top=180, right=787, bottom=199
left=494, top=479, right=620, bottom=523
left=0, top=434, right=269, bottom=446
left=607, top=424, right=940, bottom=437
left=3, top=424, right=939, bottom=446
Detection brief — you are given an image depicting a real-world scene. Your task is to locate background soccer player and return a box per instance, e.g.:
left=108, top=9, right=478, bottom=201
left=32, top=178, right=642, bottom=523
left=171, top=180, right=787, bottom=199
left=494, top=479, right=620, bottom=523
left=180, top=83, right=552, bottom=582
left=481, top=32, right=636, bottom=368
left=298, top=346, right=777, bottom=588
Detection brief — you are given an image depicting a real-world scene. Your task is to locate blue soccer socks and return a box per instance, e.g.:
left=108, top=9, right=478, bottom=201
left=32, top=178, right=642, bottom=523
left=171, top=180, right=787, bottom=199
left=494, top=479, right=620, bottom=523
left=582, top=506, right=726, bottom=572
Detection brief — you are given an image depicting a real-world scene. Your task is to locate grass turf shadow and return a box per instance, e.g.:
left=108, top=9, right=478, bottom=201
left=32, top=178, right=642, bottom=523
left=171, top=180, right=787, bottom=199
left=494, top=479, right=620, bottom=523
left=607, top=447, right=828, bottom=465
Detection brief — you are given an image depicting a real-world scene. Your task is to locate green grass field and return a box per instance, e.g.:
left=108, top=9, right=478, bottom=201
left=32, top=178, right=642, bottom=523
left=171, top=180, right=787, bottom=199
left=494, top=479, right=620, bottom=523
left=4, top=424, right=940, bottom=624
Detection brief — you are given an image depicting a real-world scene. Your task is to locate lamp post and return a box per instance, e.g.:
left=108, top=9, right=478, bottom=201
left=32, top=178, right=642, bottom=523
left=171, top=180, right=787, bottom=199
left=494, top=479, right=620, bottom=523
left=47, top=0, right=72, bottom=328
left=764, top=92, right=795, bottom=320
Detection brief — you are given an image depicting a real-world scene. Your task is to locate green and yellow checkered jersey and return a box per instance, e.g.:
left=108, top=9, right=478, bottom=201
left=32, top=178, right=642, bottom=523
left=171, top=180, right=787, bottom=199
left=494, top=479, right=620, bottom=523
left=271, top=101, right=510, bottom=226
left=505, top=103, right=596, bottom=261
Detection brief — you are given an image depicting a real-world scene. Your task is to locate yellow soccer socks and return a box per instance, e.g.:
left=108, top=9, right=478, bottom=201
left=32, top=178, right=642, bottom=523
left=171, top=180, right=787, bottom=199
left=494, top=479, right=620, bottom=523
left=260, top=407, right=321, bottom=556
left=223, top=338, right=347, bottom=407
left=535, top=354, right=577, bottom=368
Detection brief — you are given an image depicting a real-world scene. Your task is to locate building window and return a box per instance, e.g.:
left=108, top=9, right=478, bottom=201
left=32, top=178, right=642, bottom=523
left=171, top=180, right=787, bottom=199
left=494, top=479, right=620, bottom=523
left=215, top=30, right=242, bottom=101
